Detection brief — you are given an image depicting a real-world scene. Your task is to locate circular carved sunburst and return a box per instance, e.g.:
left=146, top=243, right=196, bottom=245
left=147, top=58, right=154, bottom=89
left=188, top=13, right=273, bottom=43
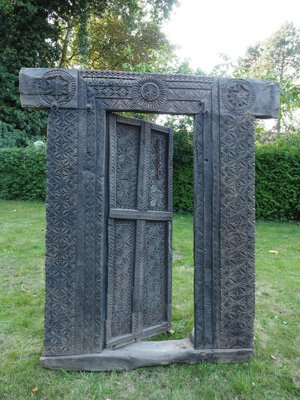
left=141, top=82, right=160, bottom=101
left=132, top=77, right=168, bottom=109
left=222, top=79, right=255, bottom=114
left=38, top=70, right=76, bottom=106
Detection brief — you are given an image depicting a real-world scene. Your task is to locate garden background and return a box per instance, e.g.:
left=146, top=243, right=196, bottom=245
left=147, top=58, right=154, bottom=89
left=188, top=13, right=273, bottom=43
left=0, top=1, right=299, bottom=399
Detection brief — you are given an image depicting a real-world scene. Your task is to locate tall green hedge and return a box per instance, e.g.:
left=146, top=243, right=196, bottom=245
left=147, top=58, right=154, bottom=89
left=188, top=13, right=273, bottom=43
left=173, top=164, right=193, bottom=213
left=255, top=146, right=300, bottom=220
left=0, top=144, right=299, bottom=220
left=173, top=145, right=300, bottom=220
left=0, top=147, right=46, bottom=201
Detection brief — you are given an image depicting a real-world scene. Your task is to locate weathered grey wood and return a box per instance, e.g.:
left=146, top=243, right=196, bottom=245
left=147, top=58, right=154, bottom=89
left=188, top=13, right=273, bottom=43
left=106, top=114, right=173, bottom=348
left=19, top=67, right=279, bottom=370
left=40, top=339, right=253, bottom=371
left=19, top=68, right=279, bottom=117
left=19, top=68, right=79, bottom=110
left=109, top=209, right=172, bottom=221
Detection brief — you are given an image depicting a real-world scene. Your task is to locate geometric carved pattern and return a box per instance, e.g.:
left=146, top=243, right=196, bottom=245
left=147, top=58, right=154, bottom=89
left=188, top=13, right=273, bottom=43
left=116, top=123, right=140, bottom=209
left=143, top=222, right=168, bottom=327
left=80, top=70, right=212, bottom=114
left=93, top=108, right=107, bottom=352
left=193, top=111, right=205, bottom=349
left=132, top=77, right=169, bottom=110
left=19, top=68, right=278, bottom=364
left=111, top=221, right=135, bottom=338
left=106, top=114, right=172, bottom=347
left=222, top=79, right=255, bottom=114
left=38, top=70, right=76, bottom=107
left=219, top=113, right=255, bottom=348
left=81, top=69, right=216, bottom=82
left=149, top=131, right=168, bottom=211
left=44, top=109, right=78, bottom=355
left=83, top=100, right=97, bottom=353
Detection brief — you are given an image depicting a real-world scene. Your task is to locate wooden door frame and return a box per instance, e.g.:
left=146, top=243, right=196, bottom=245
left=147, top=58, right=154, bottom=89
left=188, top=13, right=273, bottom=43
left=19, top=68, right=279, bottom=367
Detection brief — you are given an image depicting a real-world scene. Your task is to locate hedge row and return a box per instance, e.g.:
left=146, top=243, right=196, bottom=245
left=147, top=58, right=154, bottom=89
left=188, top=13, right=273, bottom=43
left=173, top=146, right=300, bottom=221
left=0, top=147, right=46, bottom=201
left=0, top=145, right=299, bottom=220
left=255, top=146, right=300, bottom=220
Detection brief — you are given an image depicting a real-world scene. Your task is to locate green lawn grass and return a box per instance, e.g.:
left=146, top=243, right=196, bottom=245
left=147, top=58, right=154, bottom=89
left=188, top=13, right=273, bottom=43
left=0, top=200, right=299, bottom=400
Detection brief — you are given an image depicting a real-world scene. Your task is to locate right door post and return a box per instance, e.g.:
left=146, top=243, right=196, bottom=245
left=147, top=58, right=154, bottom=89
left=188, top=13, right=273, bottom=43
left=193, top=78, right=278, bottom=351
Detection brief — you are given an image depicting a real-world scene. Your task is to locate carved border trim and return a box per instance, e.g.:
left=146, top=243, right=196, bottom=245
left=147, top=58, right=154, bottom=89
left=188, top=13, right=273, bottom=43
left=41, top=71, right=258, bottom=358
left=44, top=109, right=78, bottom=356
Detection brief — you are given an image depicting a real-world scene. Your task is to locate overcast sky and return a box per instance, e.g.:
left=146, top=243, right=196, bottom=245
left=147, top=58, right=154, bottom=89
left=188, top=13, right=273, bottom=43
left=162, top=0, right=300, bottom=73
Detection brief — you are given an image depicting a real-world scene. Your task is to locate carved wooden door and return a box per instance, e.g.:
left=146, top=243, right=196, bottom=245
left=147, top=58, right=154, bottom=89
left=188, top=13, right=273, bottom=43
left=106, top=114, right=173, bottom=348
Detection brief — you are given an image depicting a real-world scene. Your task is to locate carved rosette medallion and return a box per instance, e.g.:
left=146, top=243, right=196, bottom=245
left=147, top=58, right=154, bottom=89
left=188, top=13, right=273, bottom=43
left=222, top=79, right=255, bottom=114
left=38, top=70, right=76, bottom=106
left=132, top=77, right=168, bottom=109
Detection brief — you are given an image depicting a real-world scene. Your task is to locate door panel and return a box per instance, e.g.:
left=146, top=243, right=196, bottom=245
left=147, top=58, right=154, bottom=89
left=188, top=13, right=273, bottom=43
left=143, top=221, right=168, bottom=329
left=115, top=122, right=140, bottom=209
left=149, top=130, right=169, bottom=211
left=111, top=220, right=135, bottom=337
left=106, top=114, right=173, bottom=348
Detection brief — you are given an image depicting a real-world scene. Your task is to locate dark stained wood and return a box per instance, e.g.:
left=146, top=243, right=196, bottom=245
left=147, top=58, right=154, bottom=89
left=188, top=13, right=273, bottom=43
left=19, top=68, right=279, bottom=369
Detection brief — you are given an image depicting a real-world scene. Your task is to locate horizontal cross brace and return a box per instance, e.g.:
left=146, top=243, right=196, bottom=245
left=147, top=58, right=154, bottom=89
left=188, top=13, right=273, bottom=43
left=109, top=209, right=172, bottom=221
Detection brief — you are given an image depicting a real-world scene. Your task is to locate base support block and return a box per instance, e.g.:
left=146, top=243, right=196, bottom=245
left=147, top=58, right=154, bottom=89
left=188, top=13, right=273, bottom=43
left=40, top=339, right=253, bottom=371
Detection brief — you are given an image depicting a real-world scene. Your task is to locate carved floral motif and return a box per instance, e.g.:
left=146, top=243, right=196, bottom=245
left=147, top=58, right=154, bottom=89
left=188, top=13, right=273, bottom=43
left=141, top=82, right=160, bottom=101
left=132, top=77, right=168, bottom=109
left=38, top=70, right=76, bottom=106
left=222, top=79, right=255, bottom=114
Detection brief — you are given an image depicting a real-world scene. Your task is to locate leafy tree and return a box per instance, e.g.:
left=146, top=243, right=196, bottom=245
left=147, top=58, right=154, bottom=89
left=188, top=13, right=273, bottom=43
left=0, top=0, right=178, bottom=138
left=68, top=13, right=175, bottom=71
left=58, top=0, right=178, bottom=67
left=0, top=1, right=60, bottom=136
left=234, top=22, right=300, bottom=134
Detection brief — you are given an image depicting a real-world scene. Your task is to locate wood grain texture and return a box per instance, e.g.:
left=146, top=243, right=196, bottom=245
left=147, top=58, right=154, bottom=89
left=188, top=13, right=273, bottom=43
left=19, top=67, right=279, bottom=368
left=41, top=339, right=253, bottom=371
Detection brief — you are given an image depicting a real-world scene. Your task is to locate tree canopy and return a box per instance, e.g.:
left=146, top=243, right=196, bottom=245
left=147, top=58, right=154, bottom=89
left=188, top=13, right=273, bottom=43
left=235, top=22, right=300, bottom=134
left=66, top=11, right=175, bottom=70
left=0, top=0, right=178, bottom=138
left=0, top=1, right=60, bottom=135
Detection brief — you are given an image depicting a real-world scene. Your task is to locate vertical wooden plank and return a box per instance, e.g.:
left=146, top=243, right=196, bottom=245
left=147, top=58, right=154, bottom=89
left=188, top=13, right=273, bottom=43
left=105, top=219, right=115, bottom=343
left=193, top=111, right=205, bottom=348
left=194, top=92, right=218, bottom=349
left=95, top=109, right=108, bottom=352
left=133, top=220, right=146, bottom=336
left=132, top=121, right=146, bottom=336
left=74, top=105, right=86, bottom=355
left=106, top=115, right=142, bottom=347
left=109, top=114, right=117, bottom=210
left=167, top=220, right=172, bottom=327
left=83, top=93, right=97, bottom=353
left=167, top=128, right=173, bottom=327
left=202, top=92, right=213, bottom=348
left=44, top=109, right=79, bottom=356
left=212, top=82, right=221, bottom=348
left=219, top=78, right=256, bottom=349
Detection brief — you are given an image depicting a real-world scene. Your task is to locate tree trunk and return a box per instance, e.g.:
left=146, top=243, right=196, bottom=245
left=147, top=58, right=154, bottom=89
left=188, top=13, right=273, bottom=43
left=59, top=19, right=74, bottom=68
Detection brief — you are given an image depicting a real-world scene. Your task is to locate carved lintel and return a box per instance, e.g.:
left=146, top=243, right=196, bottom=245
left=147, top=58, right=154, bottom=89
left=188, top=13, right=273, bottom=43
left=19, top=68, right=79, bottom=110
left=20, top=68, right=279, bottom=118
left=219, top=77, right=280, bottom=118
